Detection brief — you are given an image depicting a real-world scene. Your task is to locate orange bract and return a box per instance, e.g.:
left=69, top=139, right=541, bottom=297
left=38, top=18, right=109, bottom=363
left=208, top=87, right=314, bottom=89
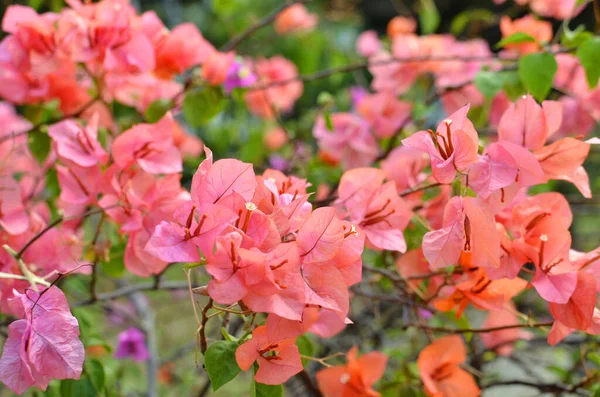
left=316, top=346, right=387, bottom=397
left=417, top=336, right=480, bottom=397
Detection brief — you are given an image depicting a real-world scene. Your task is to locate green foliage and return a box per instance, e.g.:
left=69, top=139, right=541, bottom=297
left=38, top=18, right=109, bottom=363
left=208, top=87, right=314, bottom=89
left=296, top=335, right=314, bottom=366
left=86, top=359, right=106, bottom=393
left=418, top=0, right=440, bottom=35
left=100, top=241, right=126, bottom=278
left=28, top=130, right=52, bottom=163
left=473, top=71, right=505, bottom=99
left=450, top=9, right=496, bottom=36
left=204, top=341, right=242, bottom=391
left=60, top=376, right=97, bottom=397
left=183, top=86, right=226, bottom=128
left=577, top=36, right=600, bottom=89
left=145, top=99, right=173, bottom=123
left=518, top=52, right=557, bottom=101
left=251, top=364, right=283, bottom=397
left=495, top=32, right=536, bottom=49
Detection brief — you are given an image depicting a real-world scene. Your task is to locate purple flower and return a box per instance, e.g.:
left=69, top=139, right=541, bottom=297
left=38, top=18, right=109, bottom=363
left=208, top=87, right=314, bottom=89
left=114, top=327, right=149, bottom=362
left=269, top=155, right=290, bottom=172
left=224, top=57, right=258, bottom=94
left=350, top=86, right=368, bottom=108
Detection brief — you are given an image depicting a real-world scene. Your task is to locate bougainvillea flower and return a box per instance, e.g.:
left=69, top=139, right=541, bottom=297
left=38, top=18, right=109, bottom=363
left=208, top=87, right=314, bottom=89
left=480, top=303, right=532, bottom=356
left=244, top=56, right=303, bottom=119
left=316, top=346, right=387, bottom=397
left=402, top=104, right=479, bottom=184
left=417, top=335, right=480, bottom=397
left=125, top=228, right=169, bottom=277
left=423, top=196, right=500, bottom=269
left=549, top=271, right=596, bottom=329
left=337, top=169, right=412, bottom=252
left=145, top=201, right=237, bottom=263
left=498, top=95, right=562, bottom=151
left=202, top=50, right=236, bottom=87
left=0, top=175, right=29, bottom=235
left=223, top=56, right=258, bottom=93
left=236, top=325, right=303, bottom=385
left=434, top=267, right=527, bottom=316
left=357, top=92, right=412, bottom=138
left=191, top=153, right=257, bottom=207
left=313, top=113, right=379, bottom=170
left=152, top=23, right=214, bottom=79
left=114, top=327, right=150, bottom=361
left=112, top=112, right=182, bottom=174
left=274, top=4, right=318, bottom=35
left=0, top=287, right=84, bottom=395
left=387, top=16, right=417, bottom=37
left=396, top=249, right=444, bottom=299
left=548, top=308, right=600, bottom=346
left=534, top=137, right=593, bottom=197
left=356, top=30, right=381, bottom=57
left=520, top=0, right=586, bottom=20
left=48, top=114, right=108, bottom=167
left=499, top=15, right=552, bottom=54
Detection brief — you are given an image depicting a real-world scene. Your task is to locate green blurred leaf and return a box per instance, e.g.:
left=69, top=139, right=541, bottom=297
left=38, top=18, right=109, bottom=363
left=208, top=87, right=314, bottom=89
left=28, top=0, right=45, bottom=10
left=296, top=335, right=314, bottom=366
left=495, top=32, right=536, bottom=49
left=324, top=111, right=334, bottom=131
left=144, top=99, right=173, bottom=123
left=100, top=243, right=126, bottom=277
left=205, top=341, right=241, bottom=391
left=561, top=24, right=593, bottom=48
left=28, top=131, right=52, bottom=163
left=450, top=9, right=495, bottom=36
left=86, top=359, right=105, bottom=392
left=60, top=377, right=97, bottom=397
left=518, top=52, right=557, bottom=101
left=239, top=131, right=267, bottom=164
left=473, top=71, right=504, bottom=99
left=251, top=365, right=283, bottom=397
left=418, top=0, right=440, bottom=35
left=577, top=37, right=600, bottom=89
left=183, top=87, right=226, bottom=128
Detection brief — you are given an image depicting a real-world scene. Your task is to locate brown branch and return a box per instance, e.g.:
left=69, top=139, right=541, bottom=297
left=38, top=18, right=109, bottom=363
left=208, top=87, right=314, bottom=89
left=15, top=206, right=111, bottom=260
left=401, top=321, right=553, bottom=334
left=400, top=182, right=443, bottom=197
left=220, top=0, right=311, bottom=52
left=199, top=298, right=214, bottom=355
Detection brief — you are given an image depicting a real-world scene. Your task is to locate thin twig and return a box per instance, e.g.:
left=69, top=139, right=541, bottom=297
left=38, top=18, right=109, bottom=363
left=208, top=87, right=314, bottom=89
left=401, top=321, right=554, bottom=334
left=220, top=0, right=311, bottom=51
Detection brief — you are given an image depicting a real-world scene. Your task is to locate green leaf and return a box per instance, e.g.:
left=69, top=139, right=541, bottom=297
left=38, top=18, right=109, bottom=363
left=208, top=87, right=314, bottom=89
left=450, top=9, right=496, bottom=36
left=28, top=130, right=52, bottom=163
left=251, top=366, right=283, bottom=397
left=495, top=32, right=536, bottom=49
left=183, top=87, right=226, bottom=128
left=324, top=111, right=334, bottom=131
left=418, top=0, right=440, bottom=35
left=473, top=71, right=504, bottom=99
left=86, top=359, right=105, bottom=392
left=561, top=24, right=592, bottom=48
left=60, top=377, right=97, bottom=397
left=144, top=99, right=173, bottom=123
left=296, top=335, right=314, bottom=366
left=205, top=341, right=241, bottom=391
left=518, top=52, right=557, bottom=101
left=100, top=243, right=125, bottom=277
left=577, top=37, right=600, bottom=89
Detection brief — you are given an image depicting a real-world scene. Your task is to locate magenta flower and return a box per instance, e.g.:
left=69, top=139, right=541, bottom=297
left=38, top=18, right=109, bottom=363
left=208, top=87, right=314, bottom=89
left=114, top=327, right=150, bottom=362
left=224, top=57, right=258, bottom=94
